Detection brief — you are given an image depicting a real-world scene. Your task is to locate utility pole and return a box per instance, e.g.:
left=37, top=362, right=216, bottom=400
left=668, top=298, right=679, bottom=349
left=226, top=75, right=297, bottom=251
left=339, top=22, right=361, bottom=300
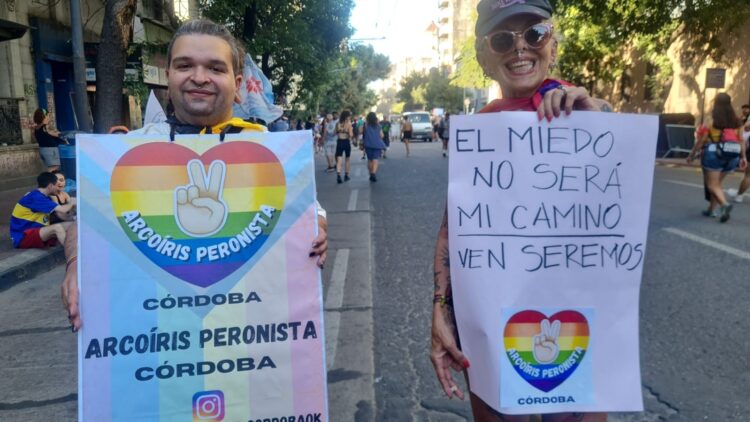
left=70, top=0, right=92, bottom=132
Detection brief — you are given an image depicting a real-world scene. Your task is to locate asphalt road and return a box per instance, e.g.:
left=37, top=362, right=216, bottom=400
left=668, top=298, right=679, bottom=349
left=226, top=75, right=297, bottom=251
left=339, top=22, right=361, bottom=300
left=0, top=139, right=748, bottom=421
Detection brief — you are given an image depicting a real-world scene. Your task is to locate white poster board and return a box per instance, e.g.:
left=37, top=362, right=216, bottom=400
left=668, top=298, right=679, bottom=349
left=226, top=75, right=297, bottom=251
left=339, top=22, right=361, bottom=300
left=448, top=111, right=657, bottom=414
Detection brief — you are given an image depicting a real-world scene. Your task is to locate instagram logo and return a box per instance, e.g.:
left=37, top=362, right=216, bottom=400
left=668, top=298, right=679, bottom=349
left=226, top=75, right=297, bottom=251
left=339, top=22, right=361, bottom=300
left=192, top=390, right=225, bottom=421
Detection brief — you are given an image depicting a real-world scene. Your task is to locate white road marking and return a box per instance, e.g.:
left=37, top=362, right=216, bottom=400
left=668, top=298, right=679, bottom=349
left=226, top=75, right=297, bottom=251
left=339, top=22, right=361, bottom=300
left=347, top=189, right=358, bottom=211
left=664, top=179, right=703, bottom=189
left=324, top=248, right=350, bottom=370
left=663, top=227, right=750, bottom=260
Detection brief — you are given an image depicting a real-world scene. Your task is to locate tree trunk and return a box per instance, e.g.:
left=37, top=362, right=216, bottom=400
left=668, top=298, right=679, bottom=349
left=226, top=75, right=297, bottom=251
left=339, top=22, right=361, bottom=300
left=94, top=0, right=136, bottom=133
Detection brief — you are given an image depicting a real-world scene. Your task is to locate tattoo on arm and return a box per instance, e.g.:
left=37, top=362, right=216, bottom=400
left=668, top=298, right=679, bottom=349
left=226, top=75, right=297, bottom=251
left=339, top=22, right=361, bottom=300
left=434, top=206, right=452, bottom=296
left=441, top=245, right=450, bottom=269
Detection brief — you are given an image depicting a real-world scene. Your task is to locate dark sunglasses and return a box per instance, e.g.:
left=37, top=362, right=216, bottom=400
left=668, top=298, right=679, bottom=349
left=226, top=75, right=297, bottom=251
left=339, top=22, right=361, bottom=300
left=484, top=23, right=554, bottom=54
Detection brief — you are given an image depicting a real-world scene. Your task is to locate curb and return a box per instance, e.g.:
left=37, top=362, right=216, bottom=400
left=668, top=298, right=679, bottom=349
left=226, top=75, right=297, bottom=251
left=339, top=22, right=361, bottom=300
left=0, top=247, right=65, bottom=292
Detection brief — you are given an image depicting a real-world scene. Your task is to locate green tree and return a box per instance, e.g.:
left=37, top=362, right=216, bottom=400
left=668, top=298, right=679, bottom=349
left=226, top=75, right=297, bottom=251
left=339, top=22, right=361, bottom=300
left=397, top=72, right=429, bottom=110
left=94, top=0, right=137, bottom=133
left=451, top=35, right=491, bottom=90
left=398, top=69, right=464, bottom=112
left=424, top=69, right=464, bottom=112
left=200, top=0, right=354, bottom=107
left=317, top=44, right=391, bottom=115
left=554, top=0, right=750, bottom=108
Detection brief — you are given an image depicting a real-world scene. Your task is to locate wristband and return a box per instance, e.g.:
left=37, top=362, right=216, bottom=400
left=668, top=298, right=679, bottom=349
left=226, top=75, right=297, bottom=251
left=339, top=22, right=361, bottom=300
left=66, top=255, right=78, bottom=270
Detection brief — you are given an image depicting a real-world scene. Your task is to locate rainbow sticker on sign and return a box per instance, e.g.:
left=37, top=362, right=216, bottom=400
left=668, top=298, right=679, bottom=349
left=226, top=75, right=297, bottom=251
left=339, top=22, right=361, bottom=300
left=110, top=141, right=286, bottom=287
left=503, top=310, right=589, bottom=393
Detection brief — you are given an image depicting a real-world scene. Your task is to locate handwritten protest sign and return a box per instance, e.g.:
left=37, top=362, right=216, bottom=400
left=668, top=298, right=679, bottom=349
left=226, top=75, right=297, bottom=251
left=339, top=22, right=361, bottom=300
left=77, top=131, right=327, bottom=421
left=448, top=111, right=657, bottom=414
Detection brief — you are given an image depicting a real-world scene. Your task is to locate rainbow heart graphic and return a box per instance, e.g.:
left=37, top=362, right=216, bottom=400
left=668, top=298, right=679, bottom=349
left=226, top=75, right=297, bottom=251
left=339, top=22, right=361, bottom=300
left=110, top=141, right=286, bottom=287
left=503, top=310, right=589, bottom=392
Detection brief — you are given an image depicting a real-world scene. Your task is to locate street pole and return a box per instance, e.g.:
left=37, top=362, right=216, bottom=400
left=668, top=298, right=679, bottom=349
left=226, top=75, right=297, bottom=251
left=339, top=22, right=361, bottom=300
left=70, top=0, right=92, bottom=132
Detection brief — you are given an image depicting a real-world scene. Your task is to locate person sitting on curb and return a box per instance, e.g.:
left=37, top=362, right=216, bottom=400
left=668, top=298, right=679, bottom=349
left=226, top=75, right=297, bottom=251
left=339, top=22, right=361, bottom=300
left=10, top=172, right=76, bottom=249
left=51, top=170, right=72, bottom=206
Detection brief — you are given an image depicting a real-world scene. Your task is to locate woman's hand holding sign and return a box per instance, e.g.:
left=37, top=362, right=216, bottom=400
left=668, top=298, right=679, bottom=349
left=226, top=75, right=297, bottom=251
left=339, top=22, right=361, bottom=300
left=175, top=160, right=228, bottom=237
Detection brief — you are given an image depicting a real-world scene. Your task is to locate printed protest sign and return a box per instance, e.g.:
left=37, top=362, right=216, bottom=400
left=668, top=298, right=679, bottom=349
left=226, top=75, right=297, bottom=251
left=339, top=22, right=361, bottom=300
left=77, top=131, right=327, bottom=421
left=448, top=111, right=657, bottom=414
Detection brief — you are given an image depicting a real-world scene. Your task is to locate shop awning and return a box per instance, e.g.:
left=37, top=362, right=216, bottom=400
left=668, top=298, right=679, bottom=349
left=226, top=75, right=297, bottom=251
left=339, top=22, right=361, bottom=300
left=0, top=19, right=29, bottom=42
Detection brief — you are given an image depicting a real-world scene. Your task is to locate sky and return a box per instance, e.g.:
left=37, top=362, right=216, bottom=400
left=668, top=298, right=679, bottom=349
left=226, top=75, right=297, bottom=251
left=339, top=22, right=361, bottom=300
left=350, top=0, right=438, bottom=62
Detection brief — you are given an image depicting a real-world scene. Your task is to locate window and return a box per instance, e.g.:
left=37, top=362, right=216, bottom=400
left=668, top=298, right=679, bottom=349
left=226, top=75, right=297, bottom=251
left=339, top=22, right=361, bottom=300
left=0, top=98, right=22, bottom=145
left=407, top=113, right=430, bottom=123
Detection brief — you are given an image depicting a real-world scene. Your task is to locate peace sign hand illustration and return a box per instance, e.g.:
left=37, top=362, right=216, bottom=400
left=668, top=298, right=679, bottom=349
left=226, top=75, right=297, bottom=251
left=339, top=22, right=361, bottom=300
left=532, top=319, right=561, bottom=364
left=175, top=160, right=228, bottom=237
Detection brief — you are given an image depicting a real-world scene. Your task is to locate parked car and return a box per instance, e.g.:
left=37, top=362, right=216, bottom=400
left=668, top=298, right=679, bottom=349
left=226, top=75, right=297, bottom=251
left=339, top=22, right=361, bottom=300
left=402, top=111, right=432, bottom=141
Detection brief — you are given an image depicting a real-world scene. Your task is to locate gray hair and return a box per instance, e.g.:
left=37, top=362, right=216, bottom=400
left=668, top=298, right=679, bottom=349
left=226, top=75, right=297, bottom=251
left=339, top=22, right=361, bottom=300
left=166, top=19, right=245, bottom=75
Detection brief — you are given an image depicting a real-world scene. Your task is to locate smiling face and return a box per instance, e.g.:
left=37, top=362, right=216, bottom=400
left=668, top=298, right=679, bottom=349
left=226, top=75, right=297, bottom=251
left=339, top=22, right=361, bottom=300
left=55, top=173, right=66, bottom=190
left=477, top=14, right=556, bottom=99
left=167, top=34, right=241, bottom=127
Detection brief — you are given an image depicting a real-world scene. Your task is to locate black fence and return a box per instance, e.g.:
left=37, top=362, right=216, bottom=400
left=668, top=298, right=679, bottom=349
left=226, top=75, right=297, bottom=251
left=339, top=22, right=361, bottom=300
left=0, top=98, right=22, bottom=145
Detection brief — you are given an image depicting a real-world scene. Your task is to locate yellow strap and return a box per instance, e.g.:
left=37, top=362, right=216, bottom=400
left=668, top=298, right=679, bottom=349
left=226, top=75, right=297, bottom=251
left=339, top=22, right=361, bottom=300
left=198, top=118, right=266, bottom=134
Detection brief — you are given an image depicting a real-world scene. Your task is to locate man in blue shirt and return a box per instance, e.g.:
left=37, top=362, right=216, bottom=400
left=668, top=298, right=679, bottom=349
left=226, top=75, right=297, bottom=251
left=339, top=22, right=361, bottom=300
left=10, top=172, right=76, bottom=248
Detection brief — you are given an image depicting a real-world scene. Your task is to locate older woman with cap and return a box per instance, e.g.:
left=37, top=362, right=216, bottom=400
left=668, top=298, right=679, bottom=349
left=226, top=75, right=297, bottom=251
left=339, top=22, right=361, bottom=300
left=430, top=0, right=610, bottom=421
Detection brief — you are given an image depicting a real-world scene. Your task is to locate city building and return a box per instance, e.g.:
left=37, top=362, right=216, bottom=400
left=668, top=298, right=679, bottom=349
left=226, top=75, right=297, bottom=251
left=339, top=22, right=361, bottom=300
left=607, top=21, right=750, bottom=121
left=0, top=0, right=195, bottom=187
left=437, top=0, right=478, bottom=73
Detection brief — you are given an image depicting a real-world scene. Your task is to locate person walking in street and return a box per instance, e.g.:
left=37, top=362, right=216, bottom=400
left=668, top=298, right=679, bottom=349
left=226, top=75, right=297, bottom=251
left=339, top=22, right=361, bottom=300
left=32, top=108, right=69, bottom=172
left=688, top=93, right=747, bottom=222
left=432, top=115, right=441, bottom=143
left=401, top=115, right=413, bottom=157
left=439, top=112, right=450, bottom=157
left=313, top=115, right=323, bottom=154
left=728, top=104, right=750, bottom=203
left=380, top=116, right=391, bottom=159
left=335, top=110, right=354, bottom=183
left=355, top=114, right=367, bottom=160
left=431, top=1, right=612, bottom=421
left=362, top=112, right=387, bottom=182
left=323, top=113, right=337, bottom=172
left=61, top=19, right=329, bottom=331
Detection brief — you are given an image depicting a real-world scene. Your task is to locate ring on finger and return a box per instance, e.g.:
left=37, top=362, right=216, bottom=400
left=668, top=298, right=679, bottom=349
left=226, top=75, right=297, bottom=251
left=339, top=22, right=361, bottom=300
left=556, top=85, right=568, bottom=95
left=450, top=385, right=458, bottom=392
